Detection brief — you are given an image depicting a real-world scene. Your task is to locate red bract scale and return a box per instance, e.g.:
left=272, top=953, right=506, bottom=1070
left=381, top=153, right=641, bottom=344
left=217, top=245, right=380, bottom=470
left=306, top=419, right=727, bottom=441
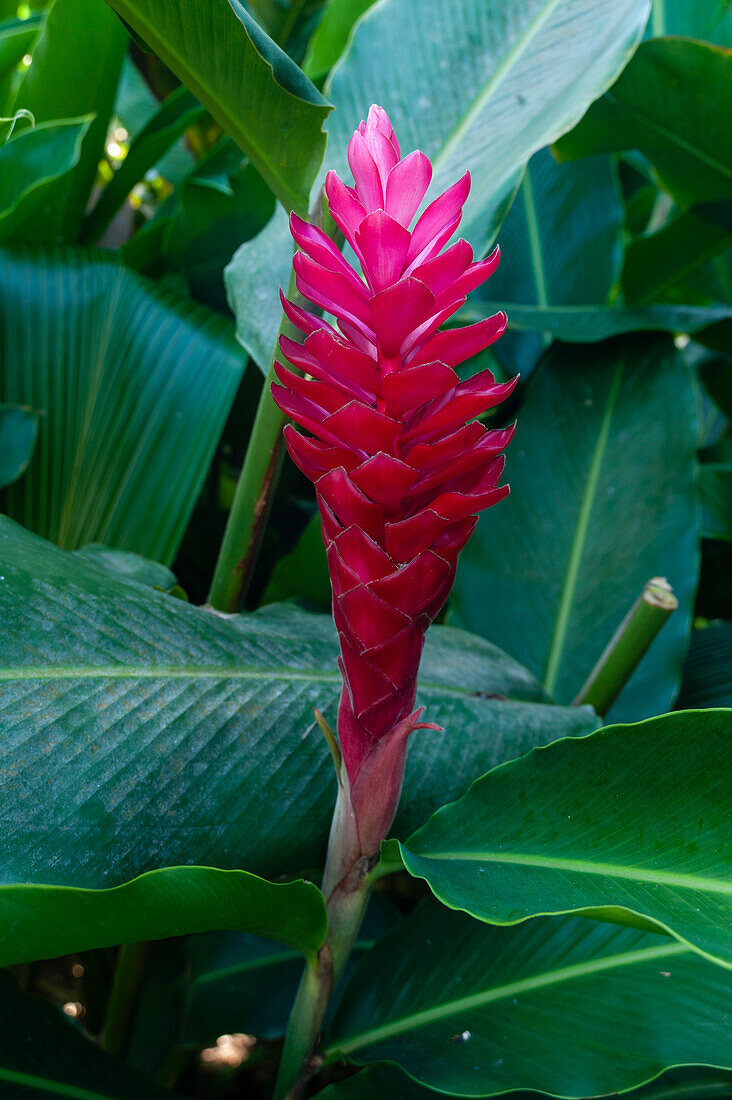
left=272, top=105, right=516, bottom=856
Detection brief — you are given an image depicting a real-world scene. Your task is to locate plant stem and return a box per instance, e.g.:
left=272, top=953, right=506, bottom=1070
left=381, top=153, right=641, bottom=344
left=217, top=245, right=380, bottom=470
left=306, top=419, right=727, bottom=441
left=207, top=269, right=300, bottom=612
left=100, top=941, right=148, bottom=1058
left=273, top=783, right=373, bottom=1100
left=573, top=576, right=678, bottom=716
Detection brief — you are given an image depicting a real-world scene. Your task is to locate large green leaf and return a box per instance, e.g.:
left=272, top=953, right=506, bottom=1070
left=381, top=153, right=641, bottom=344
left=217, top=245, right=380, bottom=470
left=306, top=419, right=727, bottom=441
left=11, top=0, right=128, bottom=238
left=699, top=464, right=732, bottom=541
left=0, top=14, right=42, bottom=103
left=0, top=402, right=37, bottom=488
left=0, top=972, right=185, bottom=1099
left=461, top=300, right=732, bottom=344
left=103, top=0, right=331, bottom=215
left=260, top=510, right=331, bottom=609
left=646, top=0, right=732, bottom=46
left=678, top=623, right=732, bottom=709
left=402, top=711, right=732, bottom=968
left=0, top=119, right=89, bottom=242
left=451, top=338, right=700, bottom=722
left=326, top=905, right=732, bottom=1097
left=302, top=0, right=375, bottom=79
left=327, top=0, right=650, bottom=254
left=227, top=0, right=650, bottom=370
left=0, top=517, right=598, bottom=894
left=0, top=866, right=326, bottom=967
left=0, top=247, right=244, bottom=563
left=318, top=1065, right=732, bottom=1099
left=623, top=209, right=732, bottom=304
left=473, top=148, right=623, bottom=376
left=555, top=38, right=732, bottom=207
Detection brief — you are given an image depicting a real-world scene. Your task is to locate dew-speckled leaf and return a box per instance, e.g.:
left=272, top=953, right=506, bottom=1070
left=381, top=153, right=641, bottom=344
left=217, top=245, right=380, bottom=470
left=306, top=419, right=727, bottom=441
left=555, top=38, right=732, bottom=207
left=326, top=905, right=732, bottom=1097
left=0, top=246, right=243, bottom=564
left=451, top=337, right=700, bottom=722
left=402, top=711, right=732, bottom=968
left=103, top=0, right=331, bottom=214
left=0, top=971, right=185, bottom=1099
left=0, top=517, right=598, bottom=896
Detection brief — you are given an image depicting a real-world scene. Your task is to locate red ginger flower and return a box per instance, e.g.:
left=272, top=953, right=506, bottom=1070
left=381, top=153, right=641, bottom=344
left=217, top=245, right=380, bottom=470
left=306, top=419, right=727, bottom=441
left=272, top=105, right=516, bottom=859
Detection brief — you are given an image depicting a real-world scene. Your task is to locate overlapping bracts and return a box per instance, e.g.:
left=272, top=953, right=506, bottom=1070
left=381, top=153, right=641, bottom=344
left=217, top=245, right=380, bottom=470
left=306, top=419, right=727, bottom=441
left=272, top=105, right=515, bottom=845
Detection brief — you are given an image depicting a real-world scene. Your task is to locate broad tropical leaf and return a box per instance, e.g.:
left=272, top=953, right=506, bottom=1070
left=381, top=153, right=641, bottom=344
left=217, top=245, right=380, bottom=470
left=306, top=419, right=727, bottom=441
left=227, top=0, right=651, bottom=371
left=0, top=120, right=88, bottom=243
left=451, top=338, right=699, bottom=721
left=555, top=38, right=732, bottom=207
left=472, top=148, right=623, bottom=376
left=623, top=209, right=732, bottom=304
left=0, top=517, right=598, bottom=897
left=699, top=463, right=732, bottom=541
left=645, top=0, right=732, bottom=45
left=326, top=905, right=732, bottom=1097
left=11, top=0, right=128, bottom=238
left=103, top=0, right=331, bottom=214
left=0, top=867, right=326, bottom=967
left=401, top=711, right=732, bottom=968
left=461, top=301, right=732, bottom=343
left=0, top=246, right=243, bottom=563
left=678, top=623, right=732, bottom=709
left=302, top=0, right=376, bottom=79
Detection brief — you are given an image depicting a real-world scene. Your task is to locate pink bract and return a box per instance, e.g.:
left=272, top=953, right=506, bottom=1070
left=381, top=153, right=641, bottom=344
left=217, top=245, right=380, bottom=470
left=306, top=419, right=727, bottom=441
left=272, top=104, right=516, bottom=855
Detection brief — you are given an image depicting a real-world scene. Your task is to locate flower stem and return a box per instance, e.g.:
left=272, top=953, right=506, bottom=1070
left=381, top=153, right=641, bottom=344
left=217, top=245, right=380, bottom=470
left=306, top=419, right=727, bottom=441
left=273, top=783, right=373, bottom=1100
left=206, top=269, right=299, bottom=612
left=573, top=577, right=678, bottom=716
left=100, top=941, right=148, bottom=1058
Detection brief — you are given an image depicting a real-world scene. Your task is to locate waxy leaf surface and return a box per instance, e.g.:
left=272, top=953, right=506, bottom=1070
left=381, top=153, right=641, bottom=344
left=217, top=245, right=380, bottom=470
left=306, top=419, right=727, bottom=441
left=451, top=338, right=699, bottom=721
left=327, top=905, right=732, bottom=1097
left=0, top=518, right=598, bottom=905
left=402, top=711, right=732, bottom=968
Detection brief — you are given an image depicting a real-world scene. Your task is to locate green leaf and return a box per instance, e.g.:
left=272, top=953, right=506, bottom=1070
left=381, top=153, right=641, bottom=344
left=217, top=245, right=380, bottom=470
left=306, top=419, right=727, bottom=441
left=181, top=894, right=398, bottom=1043
left=103, top=0, right=331, bottom=215
left=260, top=510, right=331, bottom=610
left=0, top=14, right=42, bottom=98
left=227, top=0, right=651, bottom=371
left=555, top=38, right=732, bottom=207
left=83, top=85, right=206, bottom=244
left=402, top=710, right=732, bottom=969
left=0, top=971, right=186, bottom=1099
left=73, top=544, right=177, bottom=590
left=623, top=209, right=732, bottom=304
left=473, top=148, right=624, bottom=377
left=699, top=464, right=732, bottom=540
left=461, top=301, right=732, bottom=344
left=0, top=401, right=37, bottom=487
left=302, top=0, right=375, bottom=79
left=646, top=0, right=732, bottom=46
left=0, top=246, right=244, bottom=563
left=318, top=1065, right=732, bottom=1099
left=327, top=0, right=650, bottom=254
left=326, top=904, right=732, bottom=1097
left=678, top=623, right=732, bottom=709
left=0, top=866, right=326, bottom=967
left=451, top=337, right=700, bottom=722
left=0, top=119, right=89, bottom=242
left=0, top=517, right=598, bottom=895
left=11, top=0, right=128, bottom=238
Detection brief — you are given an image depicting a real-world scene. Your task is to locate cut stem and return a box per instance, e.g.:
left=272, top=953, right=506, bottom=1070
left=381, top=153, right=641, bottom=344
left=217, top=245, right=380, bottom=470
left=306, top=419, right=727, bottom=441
left=573, top=577, right=678, bottom=716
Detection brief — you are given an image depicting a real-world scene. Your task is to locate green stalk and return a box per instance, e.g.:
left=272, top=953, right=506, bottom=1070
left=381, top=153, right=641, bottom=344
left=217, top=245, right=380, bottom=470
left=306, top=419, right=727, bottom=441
left=100, top=941, right=148, bottom=1058
left=573, top=577, right=678, bottom=716
left=207, top=268, right=299, bottom=612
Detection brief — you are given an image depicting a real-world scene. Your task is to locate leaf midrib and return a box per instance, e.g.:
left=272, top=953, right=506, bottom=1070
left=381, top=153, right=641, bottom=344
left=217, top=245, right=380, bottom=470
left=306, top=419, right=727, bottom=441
left=328, top=941, right=684, bottom=1055
left=405, top=848, right=732, bottom=896
left=542, top=360, right=624, bottom=694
